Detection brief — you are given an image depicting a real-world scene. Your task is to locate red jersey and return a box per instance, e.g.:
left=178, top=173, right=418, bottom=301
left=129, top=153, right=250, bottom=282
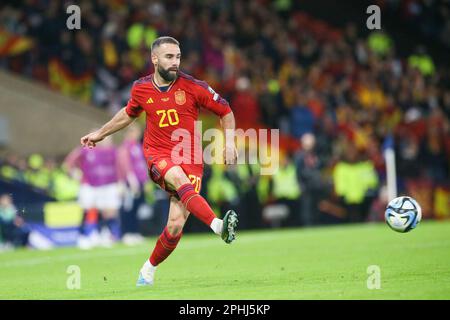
left=125, top=72, right=232, bottom=168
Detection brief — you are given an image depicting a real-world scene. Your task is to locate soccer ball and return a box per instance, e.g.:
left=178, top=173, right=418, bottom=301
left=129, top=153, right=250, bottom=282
left=385, top=196, right=422, bottom=233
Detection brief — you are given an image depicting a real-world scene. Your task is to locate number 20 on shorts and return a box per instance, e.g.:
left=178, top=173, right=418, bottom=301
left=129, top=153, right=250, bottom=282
left=157, top=109, right=179, bottom=127
left=188, top=174, right=201, bottom=193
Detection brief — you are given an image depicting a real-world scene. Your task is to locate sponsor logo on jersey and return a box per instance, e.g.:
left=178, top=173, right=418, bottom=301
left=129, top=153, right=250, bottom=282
left=175, top=90, right=186, bottom=105
left=146, top=97, right=154, bottom=104
left=161, top=97, right=170, bottom=102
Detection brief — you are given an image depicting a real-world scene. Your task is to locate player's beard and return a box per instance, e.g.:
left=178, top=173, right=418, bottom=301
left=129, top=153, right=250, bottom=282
left=158, top=65, right=178, bottom=82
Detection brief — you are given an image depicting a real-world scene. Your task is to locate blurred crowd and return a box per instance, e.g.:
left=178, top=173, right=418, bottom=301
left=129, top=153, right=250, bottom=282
left=1, top=0, right=450, bottom=249
left=377, top=0, right=450, bottom=49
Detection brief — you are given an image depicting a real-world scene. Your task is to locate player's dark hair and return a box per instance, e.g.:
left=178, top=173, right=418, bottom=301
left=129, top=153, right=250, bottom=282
left=151, top=36, right=180, bottom=52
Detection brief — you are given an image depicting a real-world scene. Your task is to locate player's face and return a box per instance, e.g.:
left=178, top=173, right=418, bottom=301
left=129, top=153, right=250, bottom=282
left=152, top=43, right=181, bottom=82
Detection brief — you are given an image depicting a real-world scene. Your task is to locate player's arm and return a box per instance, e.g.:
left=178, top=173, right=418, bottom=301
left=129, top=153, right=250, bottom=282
left=220, top=111, right=238, bottom=165
left=81, top=83, right=143, bottom=148
left=196, top=82, right=237, bottom=164
left=80, top=108, right=135, bottom=148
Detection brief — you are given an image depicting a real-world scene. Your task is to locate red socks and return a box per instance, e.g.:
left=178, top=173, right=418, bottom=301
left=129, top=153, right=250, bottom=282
left=149, top=227, right=182, bottom=266
left=177, top=183, right=216, bottom=226
left=149, top=184, right=217, bottom=267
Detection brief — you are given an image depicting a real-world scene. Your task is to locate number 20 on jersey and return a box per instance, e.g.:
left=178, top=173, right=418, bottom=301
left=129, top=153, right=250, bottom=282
left=157, top=109, right=179, bottom=127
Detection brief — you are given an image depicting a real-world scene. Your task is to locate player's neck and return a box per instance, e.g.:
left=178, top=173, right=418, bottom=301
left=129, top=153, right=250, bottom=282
left=153, top=72, right=175, bottom=87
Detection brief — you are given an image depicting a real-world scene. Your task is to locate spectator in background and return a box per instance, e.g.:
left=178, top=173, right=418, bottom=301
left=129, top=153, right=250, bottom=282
left=367, top=31, right=392, bottom=57
left=24, top=153, right=51, bottom=192
left=408, top=46, right=436, bottom=77
left=233, top=152, right=262, bottom=230
left=332, top=143, right=379, bottom=223
left=258, top=80, right=281, bottom=129
left=206, top=164, right=240, bottom=222
left=295, top=133, right=324, bottom=226
left=0, top=154, right=23, bottom=182
left=117, top=124, right=148, bottom=245
left=0, top=194, right=29, bottom=250
left=64, top=136, right=122, bottom=249
left=50, top=161, right=80, bottom=202
left=290, top=90, right=315, bottom=139
left=420, top=122, right=449, bottom=184
left=268, top=153, right=301, bottom=226
left=231, top=76, right=261, bottom=129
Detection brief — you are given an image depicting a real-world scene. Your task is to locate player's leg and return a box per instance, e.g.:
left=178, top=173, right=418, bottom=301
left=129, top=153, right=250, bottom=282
left=137, top=196, right=189, bottom=286
left=150, top=196, right=188, bottom=265
left=164, top=165, right=238, bottom=244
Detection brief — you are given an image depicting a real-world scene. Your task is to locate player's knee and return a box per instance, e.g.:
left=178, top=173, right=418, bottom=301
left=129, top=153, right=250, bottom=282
left=166, top=166, right=190, bottom=189
left=173, top=174, right=190, bottom=189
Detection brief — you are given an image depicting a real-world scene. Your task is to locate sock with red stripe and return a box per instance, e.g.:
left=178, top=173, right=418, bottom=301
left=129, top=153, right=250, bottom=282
left=149, top=227, right=182, bottom=266
left=177, top=183, right=216, bottom=226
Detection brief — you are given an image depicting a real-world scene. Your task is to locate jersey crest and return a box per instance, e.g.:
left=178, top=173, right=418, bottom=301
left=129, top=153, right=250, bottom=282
left=175, top=90, right=186, bottom=105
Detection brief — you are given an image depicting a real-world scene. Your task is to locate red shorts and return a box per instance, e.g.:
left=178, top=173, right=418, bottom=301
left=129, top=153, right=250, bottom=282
left=147, top=156, right=203, bottom=197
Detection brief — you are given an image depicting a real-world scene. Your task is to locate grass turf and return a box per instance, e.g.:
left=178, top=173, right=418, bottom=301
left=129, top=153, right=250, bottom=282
left=0, top=220, right=449, bottom=299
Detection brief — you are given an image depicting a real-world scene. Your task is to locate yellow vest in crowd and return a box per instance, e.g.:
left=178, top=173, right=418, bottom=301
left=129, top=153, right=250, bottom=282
left=368, top=32, right=392, bottom=56
left=333, top=161, right=378, bottom=204
left=51, top=169, right=79, bottom=201
left=0, top=165, right=18, bottom=181
left=207, top=165, right=238, bottom=205
left=408, top=54, right=435, bottom=76
left=236, top=163, right=260, bottom=193
left=272, top=163, right=301, bottom=200
left=25, top=168, right=51, bottom=191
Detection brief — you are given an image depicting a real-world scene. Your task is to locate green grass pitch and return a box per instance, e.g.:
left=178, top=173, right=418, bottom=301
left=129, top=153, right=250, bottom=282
left=1, top=220, right=449, bottom=299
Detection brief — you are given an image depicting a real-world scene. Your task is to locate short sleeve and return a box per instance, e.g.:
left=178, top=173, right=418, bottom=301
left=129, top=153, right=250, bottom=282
left=196, top=83, right=232, bottom=117
left=125, top=83, right=144, bottom=118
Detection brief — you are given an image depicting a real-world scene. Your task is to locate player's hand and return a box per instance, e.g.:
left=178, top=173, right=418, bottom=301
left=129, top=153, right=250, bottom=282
left=223, top=145, right=238, bottom=165
left=80, top=131, right=104, bottom=148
